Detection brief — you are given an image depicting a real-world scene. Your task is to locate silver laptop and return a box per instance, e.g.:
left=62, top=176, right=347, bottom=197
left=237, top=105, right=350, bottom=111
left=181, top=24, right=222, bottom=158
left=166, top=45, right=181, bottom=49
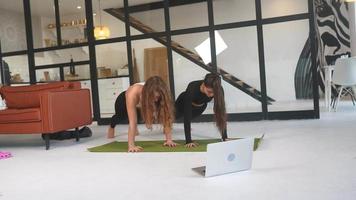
left=192, top=138, right=254, bottom=177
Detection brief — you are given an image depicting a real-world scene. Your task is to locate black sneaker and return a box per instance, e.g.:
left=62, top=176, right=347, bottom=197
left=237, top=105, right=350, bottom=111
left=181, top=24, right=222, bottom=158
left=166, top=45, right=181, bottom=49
left=78, top=126, right=92, bottom=138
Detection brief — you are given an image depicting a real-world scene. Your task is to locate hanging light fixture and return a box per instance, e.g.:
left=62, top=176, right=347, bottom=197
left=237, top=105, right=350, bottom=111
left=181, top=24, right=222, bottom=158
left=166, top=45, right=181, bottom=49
left=94, top=0, right=110, bottom=39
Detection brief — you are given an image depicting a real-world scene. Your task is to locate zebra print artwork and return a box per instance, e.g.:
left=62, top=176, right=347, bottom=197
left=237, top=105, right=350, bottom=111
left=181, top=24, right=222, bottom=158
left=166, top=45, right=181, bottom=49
left=295, top=0, right=351, bottom=99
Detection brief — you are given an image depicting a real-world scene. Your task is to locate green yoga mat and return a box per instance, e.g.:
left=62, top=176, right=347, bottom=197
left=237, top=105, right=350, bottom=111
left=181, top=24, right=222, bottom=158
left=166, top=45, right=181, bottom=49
left=88, top=135, right=264, bottom=152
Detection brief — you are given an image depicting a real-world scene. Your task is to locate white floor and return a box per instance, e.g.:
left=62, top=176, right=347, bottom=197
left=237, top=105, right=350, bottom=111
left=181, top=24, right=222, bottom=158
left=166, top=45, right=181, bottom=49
left=0, top=103, right=356, bottom=200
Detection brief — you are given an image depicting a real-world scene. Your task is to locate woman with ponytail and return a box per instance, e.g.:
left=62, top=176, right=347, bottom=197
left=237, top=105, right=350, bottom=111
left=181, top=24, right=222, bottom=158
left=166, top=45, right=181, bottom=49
left=175, top=73, right=228, bottom=147
left=107, top=76, right=177, bottom=152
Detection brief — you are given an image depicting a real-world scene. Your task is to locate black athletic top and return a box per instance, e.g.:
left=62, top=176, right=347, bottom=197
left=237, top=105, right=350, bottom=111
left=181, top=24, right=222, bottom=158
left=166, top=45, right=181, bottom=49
left=184, top=80, right=213, bottom=106
left=176, top=80, right=212, bottom=143
left=176, top=80, right=228, bottom=144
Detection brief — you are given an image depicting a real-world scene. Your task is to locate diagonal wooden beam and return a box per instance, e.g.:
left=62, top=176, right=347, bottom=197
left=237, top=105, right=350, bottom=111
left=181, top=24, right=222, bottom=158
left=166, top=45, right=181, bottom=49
left=105, top=8, right=275, bottom=103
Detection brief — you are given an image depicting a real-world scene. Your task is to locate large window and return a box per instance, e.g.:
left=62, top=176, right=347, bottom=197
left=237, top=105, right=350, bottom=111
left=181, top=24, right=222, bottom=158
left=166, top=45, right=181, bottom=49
left=0, top=0, right=318, bottom=122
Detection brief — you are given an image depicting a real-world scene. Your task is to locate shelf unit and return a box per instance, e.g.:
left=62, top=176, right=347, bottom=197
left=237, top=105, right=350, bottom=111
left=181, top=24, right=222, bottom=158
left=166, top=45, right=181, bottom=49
left=45, top=23, right=88, bottom=55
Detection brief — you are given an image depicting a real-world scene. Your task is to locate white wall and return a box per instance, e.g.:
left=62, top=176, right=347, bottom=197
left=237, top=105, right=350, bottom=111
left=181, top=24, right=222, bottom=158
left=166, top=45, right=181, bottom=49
left=0, top=8, right=47, bottom=82
left=0, top=8, right=27, bottom=53
left=213, top=0, right=256, bottom=24
left=169, top=3, right=209, bottom=30
left=0, top=8, right=30, bottom=82
left=261, top=0, right=308, bottom=18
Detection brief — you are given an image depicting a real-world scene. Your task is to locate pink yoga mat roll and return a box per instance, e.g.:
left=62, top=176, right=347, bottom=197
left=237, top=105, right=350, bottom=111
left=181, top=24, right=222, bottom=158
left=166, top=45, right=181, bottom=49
left=0, top=151, right=12, bottom=159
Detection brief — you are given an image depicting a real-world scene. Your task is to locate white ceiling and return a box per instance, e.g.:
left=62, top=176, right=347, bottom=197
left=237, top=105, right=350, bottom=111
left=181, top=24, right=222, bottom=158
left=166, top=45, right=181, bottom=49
left=0, top=0, right=162, bottom=17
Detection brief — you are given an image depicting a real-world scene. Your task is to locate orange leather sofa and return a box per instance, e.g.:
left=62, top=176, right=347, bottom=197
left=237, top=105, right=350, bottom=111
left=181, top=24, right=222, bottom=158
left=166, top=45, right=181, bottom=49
left=0, top=81, right=92, bottom=149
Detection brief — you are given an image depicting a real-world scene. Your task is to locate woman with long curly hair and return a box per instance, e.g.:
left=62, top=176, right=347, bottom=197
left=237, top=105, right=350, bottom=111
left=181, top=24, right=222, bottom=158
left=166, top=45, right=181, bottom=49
left=175, top=73, right=228, bottom=147
left=107, top=76, right=177, bottom=152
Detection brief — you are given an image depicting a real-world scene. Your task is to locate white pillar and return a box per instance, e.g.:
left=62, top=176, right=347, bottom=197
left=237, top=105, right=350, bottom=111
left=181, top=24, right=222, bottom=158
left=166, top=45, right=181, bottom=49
left=349, top=2, right=356, bottom=56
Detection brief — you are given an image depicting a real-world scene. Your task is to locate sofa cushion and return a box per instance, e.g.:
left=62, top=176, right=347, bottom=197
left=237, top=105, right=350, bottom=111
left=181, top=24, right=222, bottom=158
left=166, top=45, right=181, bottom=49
left=0, top=81, right=81, bottom=109
left=0, top=108, right=41, bottom=123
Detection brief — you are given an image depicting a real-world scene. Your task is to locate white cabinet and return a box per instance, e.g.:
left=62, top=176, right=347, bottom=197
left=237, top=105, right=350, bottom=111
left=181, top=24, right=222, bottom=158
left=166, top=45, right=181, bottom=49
left=81, top=77, right=130, bottom=116
left=99, top=77, right=130, bottom=115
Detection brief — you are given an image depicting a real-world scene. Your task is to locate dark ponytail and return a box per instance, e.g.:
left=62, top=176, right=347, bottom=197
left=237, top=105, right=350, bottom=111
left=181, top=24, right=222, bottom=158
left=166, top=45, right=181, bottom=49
left=204, top=73, right=227, bottom=135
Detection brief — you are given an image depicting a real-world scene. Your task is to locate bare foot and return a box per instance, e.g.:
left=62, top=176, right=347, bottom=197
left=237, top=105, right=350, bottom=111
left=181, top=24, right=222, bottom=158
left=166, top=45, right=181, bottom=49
left=107, top=127, right=115, bottom=138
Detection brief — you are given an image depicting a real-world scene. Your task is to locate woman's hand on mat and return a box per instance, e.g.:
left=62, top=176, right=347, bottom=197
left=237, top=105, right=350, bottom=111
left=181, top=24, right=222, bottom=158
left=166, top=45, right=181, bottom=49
left=128, top=145, right=143, bottom=152
left=185, top=142, right=199, bottom=148
left=163, top=140, right=178, bottom=147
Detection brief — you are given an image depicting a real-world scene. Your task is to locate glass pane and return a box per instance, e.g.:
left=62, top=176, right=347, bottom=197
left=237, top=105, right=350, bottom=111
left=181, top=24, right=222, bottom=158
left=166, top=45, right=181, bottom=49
left=129, top=0, right=165, bottom=36
left=171, top=32, right=211, bottom=64
left=36, top=68, right=60, bottom=83
left=261, top=0, right=308, bottom=19
left=172, top=51, right=212, bottom=114
left=31, top=0, right=56, bottom=49
left=216, top=28, right=262, bottom=113
left=263, top=19, right=313, bottom=111
left=214, top=0, right=256, bottom=25
left=171, top=32, right=213, bottom=114
left=34, top=47, right=89, bottom=66
left=95, top=42, right=129, bottom=79
left=170, top=1, right=208, bottom=30
left=0, top=0, right=27, bottom=53
left=59, top=0, right=87, bottom=45
left=131, top=38, right=168, bottom=84
left=92, top=0, right=126, bottom=40
left=63, top=64, right=90, bottom=81
left=96, top=41, right=130, bottom=116
left=2, top=55, right=29, bottom=84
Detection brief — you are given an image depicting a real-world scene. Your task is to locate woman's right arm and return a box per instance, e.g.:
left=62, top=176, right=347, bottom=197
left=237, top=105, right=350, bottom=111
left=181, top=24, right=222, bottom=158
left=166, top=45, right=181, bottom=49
left=183, top=83, right=196, bottom=146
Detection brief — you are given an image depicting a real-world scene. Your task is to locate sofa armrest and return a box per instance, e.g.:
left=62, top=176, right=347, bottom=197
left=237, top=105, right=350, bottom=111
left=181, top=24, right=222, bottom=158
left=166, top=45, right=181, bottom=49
left=40, top=89, right=92, bottom=133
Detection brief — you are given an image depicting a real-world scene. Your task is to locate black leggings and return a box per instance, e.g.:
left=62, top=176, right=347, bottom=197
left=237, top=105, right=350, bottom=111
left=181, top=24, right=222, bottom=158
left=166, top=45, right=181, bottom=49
left=110, top=91, right=141, bottom=128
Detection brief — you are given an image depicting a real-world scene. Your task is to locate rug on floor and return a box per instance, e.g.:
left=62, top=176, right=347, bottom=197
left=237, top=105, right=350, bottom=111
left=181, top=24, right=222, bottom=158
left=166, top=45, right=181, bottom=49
left=88, top=135, right=264, bottom=152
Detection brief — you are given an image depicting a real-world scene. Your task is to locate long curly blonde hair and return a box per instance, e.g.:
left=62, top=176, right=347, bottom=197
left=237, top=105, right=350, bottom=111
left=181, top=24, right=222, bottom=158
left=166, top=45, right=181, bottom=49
left=141, top=76, right=174, bottom=133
